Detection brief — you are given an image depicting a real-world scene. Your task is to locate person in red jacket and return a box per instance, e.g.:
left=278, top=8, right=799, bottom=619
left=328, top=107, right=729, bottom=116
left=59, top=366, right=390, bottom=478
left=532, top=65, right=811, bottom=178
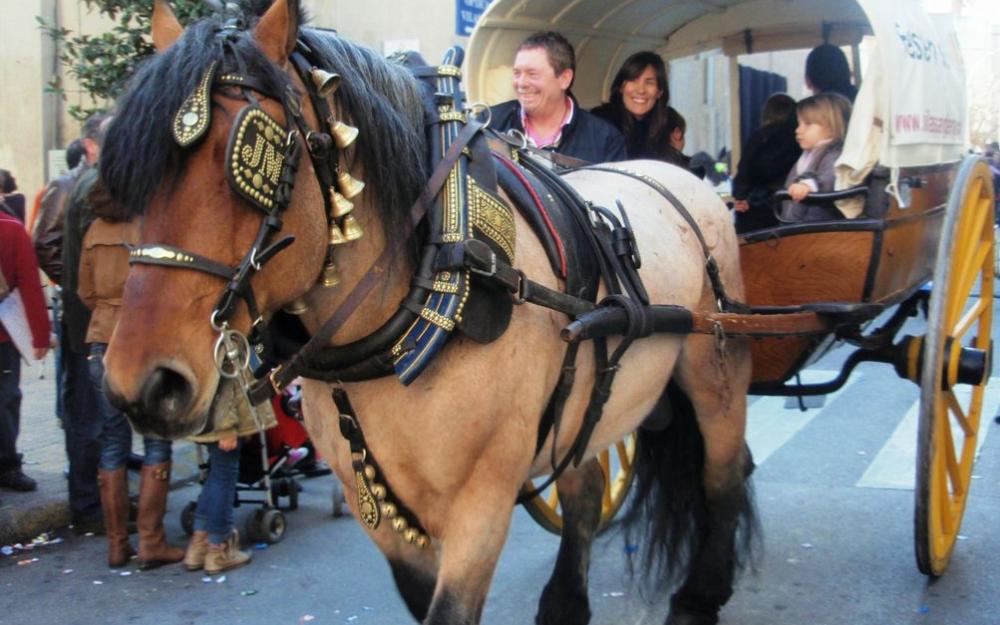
left=0, top=215, right=51, bottom=494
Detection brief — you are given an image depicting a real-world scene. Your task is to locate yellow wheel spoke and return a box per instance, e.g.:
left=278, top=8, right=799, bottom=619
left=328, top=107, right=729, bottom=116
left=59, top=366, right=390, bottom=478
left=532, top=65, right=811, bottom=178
left=940, top=413, right=962, bottom=497
left=952, top=298, right=987, bottom=342
left=616, top=440, right=631, bottom=472
left=945, top=389, right=974, bottom=439
left=948, top=240, right=991, bottom=322
left=546, top=486, right=559, bottom=509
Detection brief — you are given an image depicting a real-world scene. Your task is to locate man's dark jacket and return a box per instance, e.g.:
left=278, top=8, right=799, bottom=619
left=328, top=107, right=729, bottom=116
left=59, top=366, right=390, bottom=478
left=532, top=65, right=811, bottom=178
left=34, top=164, right=88, bottom=284
left=61, top=167, right=99, bottom=355
left=489, top=99, right=627, bottom=164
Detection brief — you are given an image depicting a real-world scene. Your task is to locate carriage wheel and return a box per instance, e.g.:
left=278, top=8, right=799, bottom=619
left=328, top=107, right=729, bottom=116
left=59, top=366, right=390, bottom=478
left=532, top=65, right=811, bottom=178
left=914, top=156, right=995, bottom=576
left=522, top=434, right=637, bottom=536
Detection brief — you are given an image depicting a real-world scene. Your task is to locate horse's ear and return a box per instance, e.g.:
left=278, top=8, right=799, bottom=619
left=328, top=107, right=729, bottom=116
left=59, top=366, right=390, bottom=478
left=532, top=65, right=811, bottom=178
left=151, top=0, right=184, bottom=52
left=254, top=0, right=300, bottom=65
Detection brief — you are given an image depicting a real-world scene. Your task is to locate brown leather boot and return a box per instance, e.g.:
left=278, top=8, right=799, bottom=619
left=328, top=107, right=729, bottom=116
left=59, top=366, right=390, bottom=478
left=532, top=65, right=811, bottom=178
left=136, top=462, right=184, bottom=570
left=98, top=468, right=134, bottom=567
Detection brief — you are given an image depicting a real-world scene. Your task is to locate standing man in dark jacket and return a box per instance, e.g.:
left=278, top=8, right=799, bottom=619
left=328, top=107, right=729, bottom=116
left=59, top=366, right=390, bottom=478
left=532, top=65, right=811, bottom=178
left=0, top=215, right=51, bottom=496
left=489, top=32, right=627, bottom=164
left=55, top=113, right=110, bottom=533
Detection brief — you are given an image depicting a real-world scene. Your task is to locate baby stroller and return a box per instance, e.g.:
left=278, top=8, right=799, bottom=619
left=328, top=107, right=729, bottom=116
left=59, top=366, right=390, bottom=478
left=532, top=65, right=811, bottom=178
left=179, top=386, right=331, bottom=544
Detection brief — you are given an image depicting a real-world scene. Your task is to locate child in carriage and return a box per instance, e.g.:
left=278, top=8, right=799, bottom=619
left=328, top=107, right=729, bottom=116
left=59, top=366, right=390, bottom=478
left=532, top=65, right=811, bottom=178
left=781, top=92, right=853, bottom=222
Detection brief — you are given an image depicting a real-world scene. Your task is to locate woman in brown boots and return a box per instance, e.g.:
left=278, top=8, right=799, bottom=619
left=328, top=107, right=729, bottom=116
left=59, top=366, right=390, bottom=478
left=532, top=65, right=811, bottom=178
left=79, top=215, right=184, bottom=569
left=183, top=384, right=275, bottom=575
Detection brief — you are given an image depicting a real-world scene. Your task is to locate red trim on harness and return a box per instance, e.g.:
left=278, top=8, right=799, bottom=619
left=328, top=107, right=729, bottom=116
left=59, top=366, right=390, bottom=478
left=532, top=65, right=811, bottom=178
left=493, top=153, right=568, bottom=278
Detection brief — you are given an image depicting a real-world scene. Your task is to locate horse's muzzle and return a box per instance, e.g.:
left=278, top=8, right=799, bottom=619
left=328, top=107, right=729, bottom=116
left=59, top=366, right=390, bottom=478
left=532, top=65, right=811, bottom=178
left=106, top=365, right=202, bottom=439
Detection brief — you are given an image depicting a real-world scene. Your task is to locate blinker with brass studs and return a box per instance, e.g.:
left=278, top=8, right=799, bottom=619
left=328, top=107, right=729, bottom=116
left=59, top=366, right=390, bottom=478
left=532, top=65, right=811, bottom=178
left=310, top=67, right=341, bottom=98
left=331, top=120, right=359, bottom=149
left=341, top=214, right=364, bottom=241
left=336, top=170, right=365, bottom=199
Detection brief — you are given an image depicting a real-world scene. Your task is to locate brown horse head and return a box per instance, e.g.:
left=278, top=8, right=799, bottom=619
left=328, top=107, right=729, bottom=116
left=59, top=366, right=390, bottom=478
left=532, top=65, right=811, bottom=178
left=99, top=0, right=426, bottom=437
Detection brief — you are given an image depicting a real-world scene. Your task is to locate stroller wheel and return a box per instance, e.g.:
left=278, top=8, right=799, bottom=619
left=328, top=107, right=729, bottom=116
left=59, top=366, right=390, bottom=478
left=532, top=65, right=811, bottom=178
left=180, top=501, right=197, bottom=536
left=246, top=508, right=286, bottom=544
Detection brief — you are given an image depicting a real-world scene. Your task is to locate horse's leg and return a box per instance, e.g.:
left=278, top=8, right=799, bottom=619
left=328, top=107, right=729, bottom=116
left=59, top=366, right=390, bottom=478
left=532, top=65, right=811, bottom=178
left=667, top=333, right=755, bottom=625
left=535, top=459, right=605, bottom=625
left=422, top=450, right=526, bottom=625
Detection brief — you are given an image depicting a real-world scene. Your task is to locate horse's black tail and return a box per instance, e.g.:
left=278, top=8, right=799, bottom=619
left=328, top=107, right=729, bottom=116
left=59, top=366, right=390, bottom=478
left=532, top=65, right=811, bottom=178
left=622, top=380, right=758, bottom=593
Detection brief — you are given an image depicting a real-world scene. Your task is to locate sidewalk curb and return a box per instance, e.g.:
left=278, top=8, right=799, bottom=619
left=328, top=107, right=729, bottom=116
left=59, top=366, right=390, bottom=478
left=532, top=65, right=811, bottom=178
left=0, top=443, right=201, bottom=545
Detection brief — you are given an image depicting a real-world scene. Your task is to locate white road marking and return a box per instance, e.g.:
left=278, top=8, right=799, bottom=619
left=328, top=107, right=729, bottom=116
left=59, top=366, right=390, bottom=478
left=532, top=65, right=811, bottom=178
left=856, top=378, right=1000, bottom=490
left=746, top=369, right=860, bottom=465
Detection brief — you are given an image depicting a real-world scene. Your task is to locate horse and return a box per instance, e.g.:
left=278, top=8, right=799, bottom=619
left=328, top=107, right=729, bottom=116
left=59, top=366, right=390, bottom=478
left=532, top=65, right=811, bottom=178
left=98, top=1, right=756, bottom=623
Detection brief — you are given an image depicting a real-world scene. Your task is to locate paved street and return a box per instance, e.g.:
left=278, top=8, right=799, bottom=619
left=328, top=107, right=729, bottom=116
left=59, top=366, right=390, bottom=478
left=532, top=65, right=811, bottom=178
left=3, top=304, right=1000, bottom=625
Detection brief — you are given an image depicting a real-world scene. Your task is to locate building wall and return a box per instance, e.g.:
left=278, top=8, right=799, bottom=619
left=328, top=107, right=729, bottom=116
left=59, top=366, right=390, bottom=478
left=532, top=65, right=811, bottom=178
left=0, top=0, right=462, bottom=202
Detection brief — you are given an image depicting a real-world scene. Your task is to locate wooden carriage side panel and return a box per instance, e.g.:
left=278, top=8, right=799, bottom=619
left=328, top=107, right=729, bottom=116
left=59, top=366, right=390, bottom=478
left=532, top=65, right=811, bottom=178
left=748, top=336, right=818, bottom=384
left=739, top=229, right=877, bottom=385
left=739, top=230, right=876, bottom=307
left=867, top=167, right=952, bottom=305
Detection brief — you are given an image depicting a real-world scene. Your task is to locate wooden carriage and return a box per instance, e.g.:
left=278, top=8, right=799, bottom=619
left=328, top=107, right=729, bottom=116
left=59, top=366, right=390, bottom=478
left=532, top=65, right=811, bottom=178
left=466, top=0, right=993, bottom=576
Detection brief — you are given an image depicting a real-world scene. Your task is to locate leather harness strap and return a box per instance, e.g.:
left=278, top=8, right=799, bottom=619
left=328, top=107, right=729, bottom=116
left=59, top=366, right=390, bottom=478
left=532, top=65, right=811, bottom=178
left=248, top=120, right=485, bottom=404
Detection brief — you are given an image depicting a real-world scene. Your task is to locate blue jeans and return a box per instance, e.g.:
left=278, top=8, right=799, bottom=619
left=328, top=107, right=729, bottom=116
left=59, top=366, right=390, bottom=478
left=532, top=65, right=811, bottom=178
left=62, top=325, right=102, bottom=523
left=0, top=341, right=23, bottom=473
left=194, top=441, right=241, bottom=544
left=88, top=344, right=171, bottom=470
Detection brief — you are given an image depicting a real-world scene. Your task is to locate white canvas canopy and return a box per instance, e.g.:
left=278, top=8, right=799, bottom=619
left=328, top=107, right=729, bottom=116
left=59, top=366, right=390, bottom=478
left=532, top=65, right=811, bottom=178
left=466, top=0, right=967, bottom=175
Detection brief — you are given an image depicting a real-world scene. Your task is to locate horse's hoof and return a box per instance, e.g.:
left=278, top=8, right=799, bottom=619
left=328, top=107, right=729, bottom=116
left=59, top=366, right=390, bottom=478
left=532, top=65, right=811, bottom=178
left=664, top=611, right=719, bottom=625
left=535, top=582, right=591, bottom=625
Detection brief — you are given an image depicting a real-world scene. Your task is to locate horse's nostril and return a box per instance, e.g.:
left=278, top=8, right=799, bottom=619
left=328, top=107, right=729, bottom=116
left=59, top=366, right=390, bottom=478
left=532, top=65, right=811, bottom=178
left=139, top=366, right=194, bottom=422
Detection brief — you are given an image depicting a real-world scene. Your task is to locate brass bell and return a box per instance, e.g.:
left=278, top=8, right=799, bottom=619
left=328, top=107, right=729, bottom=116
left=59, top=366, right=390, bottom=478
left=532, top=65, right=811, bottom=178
left=328, top=222, right=348, bottom=246
left=336, top=169, right=365, bottom=199
left=310, top=67, right=341, bottom=98
left=320, top=260, right=341, bottom=288
left=330, top=120, right=359, bottom=149
left=380, top=502, right=397, bottom=518
left=363, top=464, right=377, bottom=481
left=402, top=528, right=418, bottom=544
left=371, top=483, right=387, bottom=501
left=341, top=214, right=364, bottom=241
left=392, top=517, right=408, bottom=533
left=415, top=535, right=430, bottom=549
left=282, top=298, right=308, bottom=315
left=330, top=188, right=354, bottom=219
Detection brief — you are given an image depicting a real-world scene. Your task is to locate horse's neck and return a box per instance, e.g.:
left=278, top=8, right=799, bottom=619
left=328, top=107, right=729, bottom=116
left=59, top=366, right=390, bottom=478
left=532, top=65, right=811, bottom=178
left=301, top=198, right=413, bottom=346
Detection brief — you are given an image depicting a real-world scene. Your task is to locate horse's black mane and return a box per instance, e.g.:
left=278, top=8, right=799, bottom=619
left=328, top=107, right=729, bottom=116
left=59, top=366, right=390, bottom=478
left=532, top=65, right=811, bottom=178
left=100, top=1, right=427, bottom=246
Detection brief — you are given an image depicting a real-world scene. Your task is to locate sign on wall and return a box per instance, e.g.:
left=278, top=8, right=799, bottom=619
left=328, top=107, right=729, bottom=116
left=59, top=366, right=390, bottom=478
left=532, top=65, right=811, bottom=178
left=456, top=0, right=491, bottom=37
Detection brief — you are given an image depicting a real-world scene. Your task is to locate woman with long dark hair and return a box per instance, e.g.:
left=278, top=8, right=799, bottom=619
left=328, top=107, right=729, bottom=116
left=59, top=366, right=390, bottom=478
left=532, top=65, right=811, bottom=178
left=592, top=51, right=686, bottom=165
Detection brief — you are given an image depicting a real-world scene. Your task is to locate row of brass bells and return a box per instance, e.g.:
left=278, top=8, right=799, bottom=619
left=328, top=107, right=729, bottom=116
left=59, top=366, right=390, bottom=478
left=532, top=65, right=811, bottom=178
left=310, top=67, right=341, bottom=98
left=337, top=170, right=365, bottom=199
left=320, top=247, right=341, bottom=288
left=309, top=67, right=359, bottom=149
left=327, top=214, right=364, bottom=245
left=364, top=464, right=430, bottom=549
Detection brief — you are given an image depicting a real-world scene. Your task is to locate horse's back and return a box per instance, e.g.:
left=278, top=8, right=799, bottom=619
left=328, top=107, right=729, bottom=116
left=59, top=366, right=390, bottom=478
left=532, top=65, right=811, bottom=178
left=562, top=159, right=743, bottom=309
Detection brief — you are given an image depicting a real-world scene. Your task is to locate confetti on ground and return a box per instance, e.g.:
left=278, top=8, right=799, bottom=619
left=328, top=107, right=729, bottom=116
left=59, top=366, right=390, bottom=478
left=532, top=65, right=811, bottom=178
left=300, top=615, right=316, bottom=623
left=93, top=581, right=104, bottom=585
left=918, top=605, right=930, bottom=614
left=1, top=546, right=13, bottom=556
left=787, top=558, right=800, bottom=564
left=254, top=543, right=269, bottom=550
left=63, top=569, right=74, bottom=574
left=120, top=571, right=132, bottom=576
left=240, top=590, right=258, bottom=597
left=215, top=575, right=227, bottom=584
left=201, top=576, right=213, bottom=583
left=958, top=535, right=968, bottom=541
left=800, top=542, right=813, bottom=549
